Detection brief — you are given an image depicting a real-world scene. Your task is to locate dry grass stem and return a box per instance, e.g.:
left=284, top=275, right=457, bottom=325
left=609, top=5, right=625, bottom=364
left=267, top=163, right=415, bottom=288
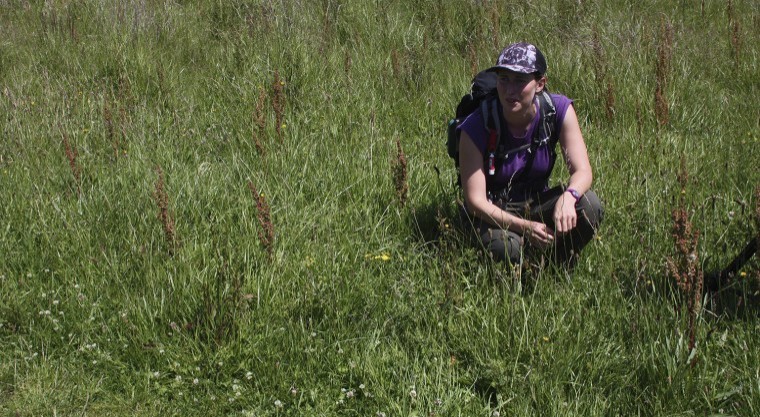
left=665, top=157, right=703, bottom=365
left=591, top=29, right=615, bottom=121
left=153, top=166, right=178, bottom=254
left=730, top=21, right=741, bottom=72
left=253, top=85, right=267, bottom=156
left=344, top=49, right=352, bottom=74
left=605, top=80, right=615, bottom=121
left=272, top=71, right=286, bottom=143
left=249, top=181, right=274, bottom=258
left=393, top=138, right=408, bottom=207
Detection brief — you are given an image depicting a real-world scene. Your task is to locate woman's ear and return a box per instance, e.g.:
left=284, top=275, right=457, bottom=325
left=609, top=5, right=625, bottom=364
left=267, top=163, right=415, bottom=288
left=536, top=75, right=547, bottom=93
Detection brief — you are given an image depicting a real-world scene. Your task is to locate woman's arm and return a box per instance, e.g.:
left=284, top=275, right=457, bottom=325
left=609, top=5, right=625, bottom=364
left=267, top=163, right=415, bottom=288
left=553, top=104, right=593, bottom=234
left=459, top=130, right=555, bottom=247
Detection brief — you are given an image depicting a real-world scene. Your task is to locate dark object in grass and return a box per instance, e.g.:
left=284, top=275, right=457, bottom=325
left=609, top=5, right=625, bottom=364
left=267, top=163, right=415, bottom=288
left=704, top=236, right=758, bottom=292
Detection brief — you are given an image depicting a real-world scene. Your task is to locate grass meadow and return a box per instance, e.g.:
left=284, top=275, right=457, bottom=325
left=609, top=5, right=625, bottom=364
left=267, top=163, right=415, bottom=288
left=1, top=0, right=759, bottom=415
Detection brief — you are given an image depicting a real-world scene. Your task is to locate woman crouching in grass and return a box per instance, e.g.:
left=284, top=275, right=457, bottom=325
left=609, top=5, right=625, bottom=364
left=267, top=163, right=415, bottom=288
left=457, top=42, right=603, bottom=268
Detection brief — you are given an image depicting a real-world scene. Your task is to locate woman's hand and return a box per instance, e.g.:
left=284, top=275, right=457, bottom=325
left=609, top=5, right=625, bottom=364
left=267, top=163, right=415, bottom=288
left=553, top=192, right=578, bottom=234
left=524, top=221, right=555, bottom=248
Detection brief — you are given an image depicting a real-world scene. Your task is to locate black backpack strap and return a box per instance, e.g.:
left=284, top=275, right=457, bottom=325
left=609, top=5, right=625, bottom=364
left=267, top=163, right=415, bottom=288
left=535, top=90, right=557, bottom=147
left=520, top=91, right=557, bottom=181
left=480, top=97, right=501, bottom=176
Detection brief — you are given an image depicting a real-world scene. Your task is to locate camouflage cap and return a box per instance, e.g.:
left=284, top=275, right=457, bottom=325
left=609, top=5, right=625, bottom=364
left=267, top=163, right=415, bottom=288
left=487, top=42, right=547, bottom=75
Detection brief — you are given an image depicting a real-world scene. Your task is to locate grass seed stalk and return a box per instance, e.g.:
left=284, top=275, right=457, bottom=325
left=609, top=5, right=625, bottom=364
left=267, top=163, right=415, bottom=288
left=665, top=157, right=703, bottom=365
left=253, top=85, right=267, bottom=156
left=249, top=181, right=274, bottom=258
left=153, top=166, right=178, bottom=254
left=730, top=20, right=741, bottom=73
left=272, top=71, right=286, bottom=143
left=592, top=27, right=615, bottom=121
left=344, top=48, right=353, bottom=74
left=605, top=80, right=616, bottom=121
left=393, top=138, right=408, bottom=207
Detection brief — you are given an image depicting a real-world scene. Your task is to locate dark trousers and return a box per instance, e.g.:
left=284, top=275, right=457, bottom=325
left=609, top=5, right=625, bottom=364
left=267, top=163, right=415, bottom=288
left=461, top=186, right=604, bottom=267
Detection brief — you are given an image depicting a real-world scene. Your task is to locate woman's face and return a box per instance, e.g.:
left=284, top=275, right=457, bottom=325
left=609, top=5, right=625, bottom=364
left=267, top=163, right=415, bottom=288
left=495, top=70, right=545, bottom=116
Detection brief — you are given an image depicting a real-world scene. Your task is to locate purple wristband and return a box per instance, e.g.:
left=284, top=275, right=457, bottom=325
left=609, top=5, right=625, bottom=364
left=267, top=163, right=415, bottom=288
left=566, top=188, right=582, bottom=203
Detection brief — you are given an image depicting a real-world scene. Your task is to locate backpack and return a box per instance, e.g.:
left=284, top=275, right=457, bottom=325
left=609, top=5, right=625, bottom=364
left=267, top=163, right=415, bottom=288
left=446, top=70, right=560, bottom=190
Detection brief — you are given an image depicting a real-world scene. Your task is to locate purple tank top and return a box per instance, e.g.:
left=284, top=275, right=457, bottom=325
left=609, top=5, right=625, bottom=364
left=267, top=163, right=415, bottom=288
left=457, top=93, right=573, bottom=199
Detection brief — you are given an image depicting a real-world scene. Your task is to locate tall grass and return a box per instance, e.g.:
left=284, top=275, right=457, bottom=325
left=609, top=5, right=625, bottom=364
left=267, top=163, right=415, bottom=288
left=1, top=0, right=758, bottom=415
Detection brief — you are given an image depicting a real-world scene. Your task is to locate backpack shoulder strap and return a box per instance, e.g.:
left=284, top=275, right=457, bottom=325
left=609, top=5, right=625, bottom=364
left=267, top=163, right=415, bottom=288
left=481, top=97, right=501, bottom=175
left=534, top=91, right=558, bottom=147
left=517, top=91, right=558, bottom=182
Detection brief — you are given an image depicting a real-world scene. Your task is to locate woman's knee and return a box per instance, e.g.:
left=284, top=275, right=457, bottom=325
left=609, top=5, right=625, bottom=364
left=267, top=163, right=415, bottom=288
left=481, top=228, right=523, bottom=265
left=578, top=190, right=604, bottom=229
